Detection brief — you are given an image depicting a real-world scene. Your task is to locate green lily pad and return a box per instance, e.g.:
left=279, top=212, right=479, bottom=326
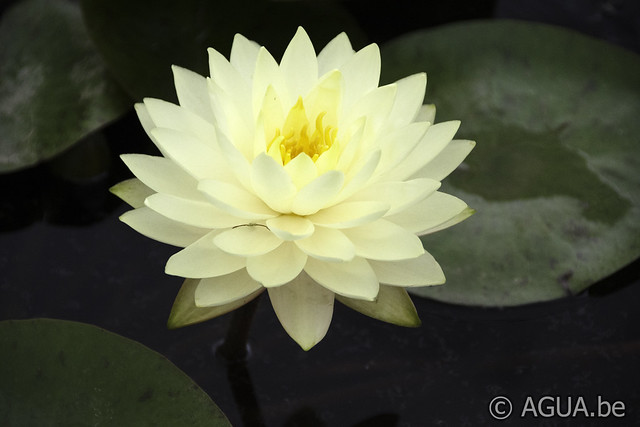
left=0, top=319, right=230, bottom=426
left=0, top=0, right=131, bottom=173
left=80, top=0, right=366, bottom=101
left=381, top=20, right=640, bottom=306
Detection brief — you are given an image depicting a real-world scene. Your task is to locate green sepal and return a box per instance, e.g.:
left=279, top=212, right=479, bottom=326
left=336, top=285, right=421, bottom=327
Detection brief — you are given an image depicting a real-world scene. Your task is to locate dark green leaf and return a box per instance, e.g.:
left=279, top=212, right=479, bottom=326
left=381, top=20, right=640, bottom=306
left=0, top=318, right=231, bottom=426
left=0, top=0, right=130, bottom=173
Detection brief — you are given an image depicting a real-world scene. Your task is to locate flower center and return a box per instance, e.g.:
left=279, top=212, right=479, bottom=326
left=268, top=97, right=337, bottom=165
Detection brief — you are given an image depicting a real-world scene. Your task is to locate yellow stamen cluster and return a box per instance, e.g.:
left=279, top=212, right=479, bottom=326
left=268, top=97, right=337, bottom=165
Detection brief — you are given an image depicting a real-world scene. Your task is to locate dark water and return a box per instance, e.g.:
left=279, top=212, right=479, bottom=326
left=1, top=1, right=639, bottom=426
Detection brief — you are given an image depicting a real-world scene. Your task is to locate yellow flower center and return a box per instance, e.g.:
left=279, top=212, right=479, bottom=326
left=268, top=97, right=337, bottom=165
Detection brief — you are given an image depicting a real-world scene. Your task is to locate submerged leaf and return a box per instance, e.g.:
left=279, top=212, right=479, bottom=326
left=381, top=20, right=640, bottom=306
left=0, top=319, right=230, bottom=426
left=0, top=0, right=130, bottom=172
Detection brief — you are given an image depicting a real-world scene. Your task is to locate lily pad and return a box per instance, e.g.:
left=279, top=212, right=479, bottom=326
left=381, top=20, right=640, bottom=306
left=80, top=0, right=366, bottom=101
left=0, top=0, right=130, bottom=173
left=0, top=319, right=230, bottom=426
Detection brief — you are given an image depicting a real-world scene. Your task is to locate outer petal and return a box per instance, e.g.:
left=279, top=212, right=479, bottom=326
left=386, top=73, right=427, bottom=128
left=347, top=178, right=441, bottom=216
left=165, top=231, right=246, bottom=278
left=213, top=226, right=282, bottom=256
left=340, top=43, right=381, bottom=111
left=317, top=32, right=353, bottom=76
left=386, top=191, right=469, bottom=234
left=247, top=242, right=307, bottom=287
left=342, top=219, right=425, bottom=261
left=143, top=98, right=217, bottom=144
left=194, top=269, right=262, bottom=307
left=172, top=65, right=215, bottom=122
left=198, top=179, right=277, bottom=220
left=368, top=252, right=446, bottom=286
left=110, top=178, right=154, bottom=208
left=420, top=207, right=475, bottom=235
left=168, top=278, right=263, bottom=329
left=291, top=171, right=344, bottom=215
left=134, top=103, right=161, bottom=149
left=294, top=227, right=355, bottom=262
left=385, top=121, right=461, bottom=181
left=336, top=285, right=421, bottom=327
left=307, top=201, right=389, bottom=229
left=145, top=193, right=239, bottom=228
left=413, top=139, right=476, bottom=182
left=150, top=128, right=230, bottom=181
left=251, top=153, right=296, bottom=213
left=120, top=154, right=202, bottom=200
left=280, top=27, right=318, bottom=100
left=120, top=207, right=209, bottom=247
left=305, top=257, right=379, bottom=301
left=268, top=272, right=334, bottom=350
left=230, top=33, right=261, bottom=79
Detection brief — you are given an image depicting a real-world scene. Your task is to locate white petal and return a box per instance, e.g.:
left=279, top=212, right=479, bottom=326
left=194, top=269, right=262, bottom=307
left=317, top=32, right=354, bottom=76
left=150, top=128, right=230, bottom=181
left=207, top=79, right=253, bottom=160
left=342, top=219, right=425, bottom=261
left=340, top=43, right=381, bottom=110
left=420, top=206, right=475, bottom=235
left=386, top=121, right=461, bottom=181
left=247, top=242, right=307, bottom=287
left=165, top=231, right=246, bottom=278
left=386, top=191, right=469, bottom=235
left=341, top=84, right=397, bottom=150
left=120, top=207, right=209, bottom=247
left=307, top=201, right=389, bottom=229
left=386, top=73, right=427, bottom=128
left=120, top=154, right=202, bottom=199
left=305, top=257, right=379, bottom=301
left=110, top=178, right=154, bottom=208
left=214, top=226, right=282, bottom=256
left=416, top=104, right=436, bottom=123
left=230, top=33, right=261, bottom=79
left=144, top=193, right=239, bottom=228
left=266, top=215, right=314, bottom=241
left=143, top=98, right=217, bottom=144
left=284, top=152, right=317, bottom=189
left=303, top=69, right=342, bottom=128
left=280, top=27, right=318, bottom=99
left=253, top=47, right=289, bottom=118
left=251, top=153, right=296, bottom=213
left=268, top=272, right=334, bottom=350
left=292, top=171, right=344, bottom=215
left=376, top=122, right=430, bottom=173
left=334, top=149, right=380, bottom=204
left=348, top=178, right=441, bottom=216
left=414, top=139, right=476, bottom=181
left=208, top=47, right=251, bottom=111
left=295, top=227, right=355, bottom=262
left=368, top=252, right=445, bottom=286
left=172, top=65, right=215, bottom=122
left=198, top=179, right=277, bottom=220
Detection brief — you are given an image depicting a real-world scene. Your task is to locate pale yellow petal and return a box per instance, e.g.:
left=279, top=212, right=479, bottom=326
left=110, top=178, right=154, bottom=208
left=342, top=219, right=425, bottom=261
left=165, top=231, right=246, bottom=278
left=266, top=214, right=314, bottom=241
left=369, top=252, right=445, bottom=286
left=230, top=33, right=261, bottom=79
left=145, top=193, right=239, bottom=228
left=198, top=179, right=277, bottom=220
left=294, top=227, right=355, bottom=262
left=317, top=32, right=353, bottom=76
left=120, top=207, right=209, bottom=248
left=280, top=27, right=318, bottom=100
left=304, top=257, right=379, bottom=301
left=194, top=269, right=262, bottom=307
left=340, top=43, right=381, bottom=110
left=307, top=201, right=388, bottom=229
left=347, top=178, right=441, bottom=216
left=247, top=242, right=307, bottom=287
left=414, top=139, right=476, bottom=182
left=251, top=153, right=296, bottom=213
left=385, top=191, right=469, bottom=234
left=214, top=226, right=282, bottom=256
left=386, top=73, right=427, bottom=128
left=268, top=272, right=334, bottom=350
left=120, top=154, right=202, bottom=199
left=171, top=65, right=214, bottom=122
left=291, top=171, right=344, bottom=215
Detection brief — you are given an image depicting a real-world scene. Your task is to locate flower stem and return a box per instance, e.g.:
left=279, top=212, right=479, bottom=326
left=216, top=294, right=261, bottom=361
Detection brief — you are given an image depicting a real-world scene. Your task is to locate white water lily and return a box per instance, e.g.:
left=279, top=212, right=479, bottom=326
left=111, top=27, right=475, bottom=350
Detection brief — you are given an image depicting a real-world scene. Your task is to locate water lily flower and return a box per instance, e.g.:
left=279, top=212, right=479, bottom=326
left=111, top=27, right=475, bottom=350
